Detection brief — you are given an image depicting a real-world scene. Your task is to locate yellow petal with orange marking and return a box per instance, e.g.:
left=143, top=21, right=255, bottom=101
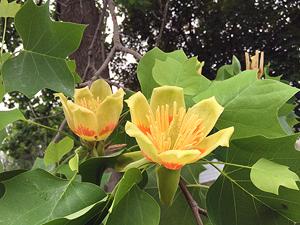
left=125, top=121, right=160, bottom=163
left=126, top=91, right=152, bottom=134
left=158, top=149, right=201, bottom=170
left=68, top=101, right=99, bottom=141
left=188, top=96, right=224, bottom=137
left=90, top=79, right=112, bottom=101
left=150, top=86, right=185, bottom=116
left=96, top=88, right=125, bottom=140
left=74, top=86, right=93, bottom=105
left=198, top=127, right=234, bottom=158
left=54, top=93, right=75, bottom=130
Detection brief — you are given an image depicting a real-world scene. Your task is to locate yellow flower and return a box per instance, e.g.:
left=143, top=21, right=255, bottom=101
left=125, top=86, right=234, bottom=170
left=56, top=79, right=125, bottom=141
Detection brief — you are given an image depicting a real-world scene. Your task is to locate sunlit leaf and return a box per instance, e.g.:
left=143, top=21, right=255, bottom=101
left=2, top=0, right=85, bottom=97
left=0, top=109, right=24, bottom=130
left=0, top=0, right=20, bottom=18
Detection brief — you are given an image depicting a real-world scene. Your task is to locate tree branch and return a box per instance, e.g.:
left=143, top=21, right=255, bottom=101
left=155, top=0, right=170, bottom=47
left=83, top=0, right=108, bottom=81
left=179, top=178, right=204, bottom=225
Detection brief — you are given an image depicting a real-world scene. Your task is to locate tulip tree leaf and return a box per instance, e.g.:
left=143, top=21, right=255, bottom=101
left=44, top=137, right=74, bottom=166
left=69, top=152, right=79, bottom=172
left=216, top=55, right=241, bottom=81
left=250, top=158, right=299, bottom=195
left=193, top=71, right=299, bottom=139
left=0, top=109, right=25, bottom=130
left=153, top=56, right=211, bottom=95
left=0, top=169, right=106, bottom=225
left=207, top=134, right=300, bottom=225
left=106, top=185, right=160, bottom=225
left=0, top=53, right=11, bottom=100
left=2, top=0, right=85, bottom=97
left=111, top=168, right=142, bottom=208
left=137, top=47, right=188, bottom=99
left=0, top=0, right=20, bottom=18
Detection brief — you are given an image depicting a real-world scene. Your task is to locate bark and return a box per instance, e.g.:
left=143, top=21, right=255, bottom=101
left=56, top=0, right=109, bottom=80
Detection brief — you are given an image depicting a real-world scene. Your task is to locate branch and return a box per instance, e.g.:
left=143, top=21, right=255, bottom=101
left=155, top=0, right=170, bottom=47
left=179, top=178, right=204, bottom=225
left=82, top=0, right=108, bottom=81
left=52, top=119, right=67, bottom=143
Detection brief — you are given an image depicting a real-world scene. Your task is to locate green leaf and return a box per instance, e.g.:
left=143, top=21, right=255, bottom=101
left=66, top=60, right=82, bottom=84
left=153, top=57, right=211, bottom=95
left=207, top=135, right=300, bottom=225
left=156, top=166, right=180, bottom=206
left=111, top=168, right=142, bottom=208
left=278, top=103, right=298, bottom=134
left=181, top=162, right=205, bottom=184
left=0, top=169, right=106, bottom=225
left=79, top=150, right=125, bottom=185
left=2, top=0, right=85, bottom=97
left=193, top=71, right=299, bottom=139
left=69, top=152, right=79, bottom=172
left=0, top=0, right=20, bottom=18
left=0, top=109, right=24, bottom=130
left=250, top=158, right=299, bottom=195
left=215, top=55, right=241, bottom=81
left=147, top=187, right=211, bottom=225
left=0, top=162, right=3, bottom=173
left=44, top=137, right=74, bottom=166
left=0, top=53, right=12, bottom=100
left=32, top=157, right=55, bottom=171
left=106, top=185, right=160, bottom=225
left=137, top=47, right=187, bottom=98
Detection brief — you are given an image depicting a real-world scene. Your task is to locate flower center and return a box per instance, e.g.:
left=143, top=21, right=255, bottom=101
left=78, top=97, right=101, bottom=112
left=144, top=102, right=205, bottom=153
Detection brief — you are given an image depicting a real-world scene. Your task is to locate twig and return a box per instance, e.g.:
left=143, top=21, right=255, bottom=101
left=179, top=178, right=204, bottom=225
left=52, top=119, right=67, bottom=143
left=84, top=0, right=142, bottom=85
left=155, top=0, right=170, bottom=47
left=82, top=0, right=108, bottom=81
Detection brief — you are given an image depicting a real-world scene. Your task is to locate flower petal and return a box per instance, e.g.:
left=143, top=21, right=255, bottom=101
left=150, top=86, right=185, bottom=115
left=96, top=88, right=125, bottom=140
left=67, top=101, right=99, bottom=141
left=74, top=86, right=93, bottom=105
left=55, top=93, right=75, bottom=130
left=198, top=127, right=234, bottom=158
left=188, top=96, right=224, bottom=137
left=158, top=149, right=201, bottom=170
left=125, top=121, right=160, bottom=163
left=126, top=91, right=152, bottom=134
left=90, top=79, right=112, bottom=101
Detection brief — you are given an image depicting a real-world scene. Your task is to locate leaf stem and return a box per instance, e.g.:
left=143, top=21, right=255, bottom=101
left=199, top=159, right=252, bottom=170
left=1, top=17, right=8, bottom=56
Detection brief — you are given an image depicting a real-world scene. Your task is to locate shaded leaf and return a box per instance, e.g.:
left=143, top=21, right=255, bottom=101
left=106, top=185, right=160, bottom=225
left=0, top=169, right=106, bottom=225
left=0, top=109, right=25, bottom=130
left=44, top=137, right=74, bottom=166
left=207, top=135, right=300, bottom=225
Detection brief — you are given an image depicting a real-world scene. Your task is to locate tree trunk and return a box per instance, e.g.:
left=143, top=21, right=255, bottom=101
left=56, top=0, right=109, bottom=80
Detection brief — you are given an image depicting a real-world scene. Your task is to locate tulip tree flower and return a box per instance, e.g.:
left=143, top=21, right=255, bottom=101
left=245, top=50, right=264, bottom=78
left=56, top=79, right=125, bottom=142
left=125, top=86, right=234, bottom=170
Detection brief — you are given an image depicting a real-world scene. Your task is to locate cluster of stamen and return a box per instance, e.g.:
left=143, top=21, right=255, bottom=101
left=143, top=102, right=205, bottom=153
left=77, top=96, right=102, bottom=112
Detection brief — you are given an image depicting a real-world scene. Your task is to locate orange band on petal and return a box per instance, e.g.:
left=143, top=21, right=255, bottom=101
left=162, top=162, right=183, bottom=170
left=138, top=124, right=151, bottom=135
left=75, top=125, right=96, bottom=137
left=99, top=123, right=116, bottom=136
